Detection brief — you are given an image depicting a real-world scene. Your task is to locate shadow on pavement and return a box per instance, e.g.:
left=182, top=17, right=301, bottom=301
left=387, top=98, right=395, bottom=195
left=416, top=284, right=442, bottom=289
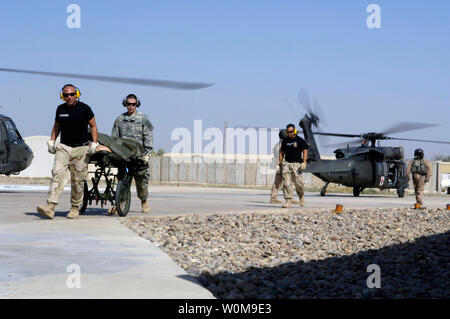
left=26, top=208, right=108, bottom=219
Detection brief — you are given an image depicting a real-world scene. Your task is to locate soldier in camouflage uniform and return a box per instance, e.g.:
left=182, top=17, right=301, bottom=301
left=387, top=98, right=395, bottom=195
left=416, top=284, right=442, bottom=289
left=37, top=84, right=98, bottom=219
left=111, top=94, right=153, bottom=213
left=406, top=148, right=432, bottom=206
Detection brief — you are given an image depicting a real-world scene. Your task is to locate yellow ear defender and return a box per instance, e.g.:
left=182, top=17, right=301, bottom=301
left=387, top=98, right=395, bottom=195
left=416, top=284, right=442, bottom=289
left=294, top=129, right=298, bottom=135
left=60, top=84, right=81, bottom=101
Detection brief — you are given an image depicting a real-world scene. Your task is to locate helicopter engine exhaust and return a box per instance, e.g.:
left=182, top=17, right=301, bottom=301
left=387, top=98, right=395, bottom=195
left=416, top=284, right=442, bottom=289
left=383, top=146, right=404, bottom=160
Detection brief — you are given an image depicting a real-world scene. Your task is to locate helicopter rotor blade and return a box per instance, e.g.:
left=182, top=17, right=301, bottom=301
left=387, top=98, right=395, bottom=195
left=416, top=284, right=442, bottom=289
left=382, top=122, right=439, bottom=135
left=386, top=137, right=450, bottom=145
left=233, top=125, right=272, bottom=130
left=312, top=132, right=361, bottom=138
left=284, top=98, right=301, bottom=120
left=323, top=139, right=363, bottom=148
left=312, top=96, right=327, bottom=127
left=297, top=88, right=313, bottom=114
left=0, top=67, right=215, bottom=90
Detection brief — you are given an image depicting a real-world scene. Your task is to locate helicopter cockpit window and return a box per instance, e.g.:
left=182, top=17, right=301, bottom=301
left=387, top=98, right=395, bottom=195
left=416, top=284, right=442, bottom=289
left=3, top=119, right=21, bottom=140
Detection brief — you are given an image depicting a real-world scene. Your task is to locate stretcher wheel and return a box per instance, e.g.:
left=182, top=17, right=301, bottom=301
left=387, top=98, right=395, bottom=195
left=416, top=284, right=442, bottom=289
left=116, top=179, right=131, bottom=217
left=397, top=186, right=405, bottom=198
left=79, top=180, right=89, bottom=214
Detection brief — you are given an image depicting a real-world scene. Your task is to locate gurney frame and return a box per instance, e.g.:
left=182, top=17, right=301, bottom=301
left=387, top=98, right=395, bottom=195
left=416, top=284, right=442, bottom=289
left=79, top=151, right=132, bottom=217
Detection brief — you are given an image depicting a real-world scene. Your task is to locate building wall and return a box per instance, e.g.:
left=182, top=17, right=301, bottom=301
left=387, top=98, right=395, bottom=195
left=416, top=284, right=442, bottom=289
left=18, top=136, right=449, bottom=193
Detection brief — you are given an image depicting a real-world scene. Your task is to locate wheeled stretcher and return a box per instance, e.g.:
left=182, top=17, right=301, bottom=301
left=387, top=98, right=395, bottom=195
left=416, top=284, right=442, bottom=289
left=79, top=133, right=147, bottom=217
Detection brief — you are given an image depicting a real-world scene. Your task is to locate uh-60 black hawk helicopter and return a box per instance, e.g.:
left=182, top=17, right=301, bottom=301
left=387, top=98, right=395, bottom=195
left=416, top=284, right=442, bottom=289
left=0, top=67, right=214, bottom=176
left=0, top=108, right=33, bottom=175
left=299, top=111, right=450, bottom=198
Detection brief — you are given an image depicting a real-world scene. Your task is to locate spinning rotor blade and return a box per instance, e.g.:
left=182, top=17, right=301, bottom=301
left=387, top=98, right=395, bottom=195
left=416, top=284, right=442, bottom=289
left=312, top=132, right=361, bottom=138
left=387, top=137, right=450, bottom=145
left=284, top=98, right=301, bottom=120
left=233, top=125, right=272, bottom=130
left=0, top=67, right=214, bottom=90
left=323, top=139, right=363, bottom=148
left=312, top=96, right=327, bottom=127
left=382, top=122, right=438, bottom=135
left=297, top=88, right=313, bottom=114
left=297, top=88, right=328, bottom=131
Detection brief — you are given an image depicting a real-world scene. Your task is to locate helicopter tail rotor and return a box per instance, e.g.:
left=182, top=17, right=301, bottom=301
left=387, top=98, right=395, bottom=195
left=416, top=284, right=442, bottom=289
left=297, top=88, right=328, bottom=130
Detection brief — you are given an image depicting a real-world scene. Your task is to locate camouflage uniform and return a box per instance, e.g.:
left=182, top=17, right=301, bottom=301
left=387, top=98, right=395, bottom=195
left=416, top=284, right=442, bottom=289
left=47, top=144, right=89, bottom=207
left=282, top=162, right=304, bottom=200
left=270, top=141, right=295, bottom=201
left=111, top=111, right=153, bottom=201
left=406, top=158, right=432, bottom=205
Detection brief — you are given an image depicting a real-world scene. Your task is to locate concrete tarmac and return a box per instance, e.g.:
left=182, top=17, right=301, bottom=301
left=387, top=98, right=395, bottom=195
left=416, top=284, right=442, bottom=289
left=0, top=184, right=448, bottom=298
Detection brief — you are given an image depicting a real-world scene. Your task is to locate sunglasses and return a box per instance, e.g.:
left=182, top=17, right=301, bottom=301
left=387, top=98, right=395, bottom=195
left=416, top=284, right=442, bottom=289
left=126, top=102, right=137, bottom=106
left=62, top=93, right=77, bottom=97
left=287, top=130, right=295, bottom=134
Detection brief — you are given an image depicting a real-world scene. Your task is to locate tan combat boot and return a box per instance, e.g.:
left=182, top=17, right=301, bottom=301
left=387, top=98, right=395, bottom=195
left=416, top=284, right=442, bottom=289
left=282, top=199, right=292, bottom=208
left=141, top=200, right=150, bottom=213
left=37, top=202, right=56, bottom=219
left=291, top=198, right=299, bottom=204
left=66, top=207, right=79, bottom=219
left=300, top=196, right=305, bottom=207
left=270, top=198, right=282, bottom=204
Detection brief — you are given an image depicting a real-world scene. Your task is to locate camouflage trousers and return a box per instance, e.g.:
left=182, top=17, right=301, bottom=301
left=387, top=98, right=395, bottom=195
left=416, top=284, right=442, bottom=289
left=412, top=173, right=426, bottom=205
left=282, top=161, right=304, bottom=200
left=270, top=170, right=294, bottom=200
left=132, top=165, right=150, bottom=201
left=47, top=144, right=89, bottom=207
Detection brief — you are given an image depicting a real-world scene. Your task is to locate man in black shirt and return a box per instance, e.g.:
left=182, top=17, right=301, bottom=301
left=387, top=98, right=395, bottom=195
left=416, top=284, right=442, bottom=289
left=37, top=84, right=98, bottom=219
left=279, top=123, right=308, bottom=208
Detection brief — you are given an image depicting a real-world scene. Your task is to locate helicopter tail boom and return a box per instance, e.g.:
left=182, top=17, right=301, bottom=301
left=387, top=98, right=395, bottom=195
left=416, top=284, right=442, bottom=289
left=299, top=114, right=321, bottom=161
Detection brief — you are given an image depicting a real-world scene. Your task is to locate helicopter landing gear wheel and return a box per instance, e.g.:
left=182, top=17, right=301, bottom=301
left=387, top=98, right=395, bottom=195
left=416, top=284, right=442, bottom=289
left=320, top=182, right=329, bottom=197
left=115, top=179, right=131, bottom=217
left=79, top=180, right=89, bottom=215
left=353, top=187, right=362, bottom=197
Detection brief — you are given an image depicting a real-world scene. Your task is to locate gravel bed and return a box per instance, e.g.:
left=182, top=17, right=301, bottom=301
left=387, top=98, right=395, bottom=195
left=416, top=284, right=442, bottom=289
left=122, top=208, right=450, bottom=299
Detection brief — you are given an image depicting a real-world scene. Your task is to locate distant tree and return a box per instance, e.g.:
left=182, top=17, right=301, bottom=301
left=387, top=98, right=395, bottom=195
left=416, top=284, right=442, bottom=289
left=151, top=148, right=165, bottom=156
left=431, top=154, right=450, bottom=162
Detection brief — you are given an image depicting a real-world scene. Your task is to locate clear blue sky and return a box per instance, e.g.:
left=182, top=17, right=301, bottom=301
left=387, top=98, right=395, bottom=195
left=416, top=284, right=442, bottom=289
left=0, top=0, right=449, bottom=158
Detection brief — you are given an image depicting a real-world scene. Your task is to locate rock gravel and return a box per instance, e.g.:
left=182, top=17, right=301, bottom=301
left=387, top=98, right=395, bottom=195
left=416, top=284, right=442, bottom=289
left=122, top=208, right=449, bottom=298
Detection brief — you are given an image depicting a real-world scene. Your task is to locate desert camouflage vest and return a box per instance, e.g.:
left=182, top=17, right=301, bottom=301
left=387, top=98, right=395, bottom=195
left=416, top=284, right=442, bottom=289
left=411, top=159, right=428, bottom=175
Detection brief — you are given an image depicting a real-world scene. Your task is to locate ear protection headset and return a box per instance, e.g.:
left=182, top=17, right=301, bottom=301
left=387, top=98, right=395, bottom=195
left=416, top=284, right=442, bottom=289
left=122, top=94, right=141, bottom=107
left=60, top=84, right=81, bottom=100
left=286, top=124, right=298, bottom=136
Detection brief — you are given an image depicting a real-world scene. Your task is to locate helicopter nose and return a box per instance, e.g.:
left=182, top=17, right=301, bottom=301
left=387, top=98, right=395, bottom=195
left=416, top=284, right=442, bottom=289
left=8, top=142, right=34, bottom=172
left=24, top=144, right=34, bottom=169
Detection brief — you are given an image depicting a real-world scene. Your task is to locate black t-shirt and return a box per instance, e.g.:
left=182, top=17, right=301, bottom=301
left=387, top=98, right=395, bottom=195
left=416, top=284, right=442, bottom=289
left=55, top=101, right=94, bottom=146
left=281, top=135, right=309, bottom=163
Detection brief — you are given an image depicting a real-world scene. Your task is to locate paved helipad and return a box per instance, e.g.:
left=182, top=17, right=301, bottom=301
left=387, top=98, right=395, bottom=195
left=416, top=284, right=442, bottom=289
left=0, top=184, right=448, bottom=298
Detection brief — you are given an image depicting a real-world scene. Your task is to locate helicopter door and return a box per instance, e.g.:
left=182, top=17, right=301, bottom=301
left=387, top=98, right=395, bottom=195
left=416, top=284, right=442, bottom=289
left=386, top=161, right=398, bottom=187
left=374, top=160, right=389, bottom=188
